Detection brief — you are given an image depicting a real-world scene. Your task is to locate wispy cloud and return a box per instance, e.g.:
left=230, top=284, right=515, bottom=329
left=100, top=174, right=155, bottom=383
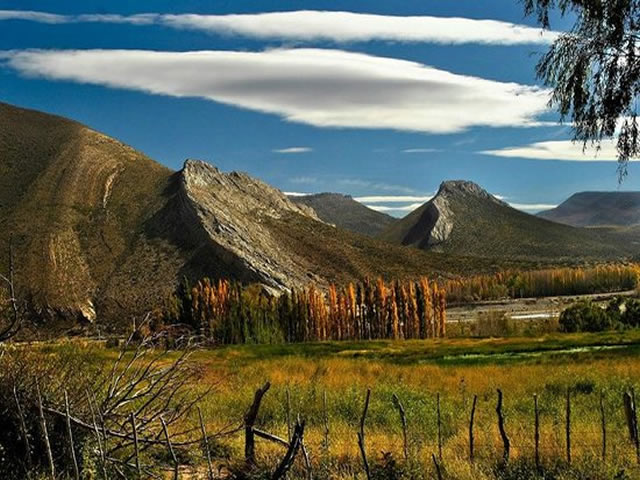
left=365, top=203, right=425, bottom=213
left=289, top=176, right=318, bottom=184
left=0, top=10, right=559, bottom=45
left=355, top=195, right=433, bottom=203
left=1, top=48, right=551, bottom=134
left=402, top=148, right=441, bottom=153
left=336, top=179, right=416, bottom=194
left=509, top=202, right=557, bottom=211
left=480, top=140, right=623, bottom=161
left=284, top=191, right=311, bottom=196
left=359, top=195, right=555, bottom=215
left=0, top=10, right=67, bottom=23
left=273, top=147, right=312, bottom=154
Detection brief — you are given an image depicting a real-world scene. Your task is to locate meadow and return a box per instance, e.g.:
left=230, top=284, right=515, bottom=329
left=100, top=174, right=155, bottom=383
left=173, top=332, right=640, bottom=479
left=7, top=330, right=640, bottom=479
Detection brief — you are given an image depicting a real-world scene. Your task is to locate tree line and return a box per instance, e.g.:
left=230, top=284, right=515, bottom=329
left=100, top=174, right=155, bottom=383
left=162, top=277, right=447, bottom=344
left=444, top=264, right=639, bottom=304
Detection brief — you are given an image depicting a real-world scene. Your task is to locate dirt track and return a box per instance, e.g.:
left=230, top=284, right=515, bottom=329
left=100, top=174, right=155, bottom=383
left=446, top=290, right=637, bottom=324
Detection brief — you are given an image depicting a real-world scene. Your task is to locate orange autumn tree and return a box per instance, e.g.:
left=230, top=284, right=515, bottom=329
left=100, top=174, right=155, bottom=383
left=165, top=276, right=447, bottom=344
left=445, top=264, right=640, bottom=303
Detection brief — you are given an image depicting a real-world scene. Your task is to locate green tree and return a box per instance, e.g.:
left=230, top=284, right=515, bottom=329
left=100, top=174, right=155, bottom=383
left=524, top=0, right=640, bottom=178
left=559, top=300, right=612, bottom=332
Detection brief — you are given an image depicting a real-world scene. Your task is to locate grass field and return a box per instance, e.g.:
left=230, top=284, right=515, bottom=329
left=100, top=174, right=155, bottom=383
left=149, top=331, right=640, bottom=479
left=16, top=331, right=640, bottom=479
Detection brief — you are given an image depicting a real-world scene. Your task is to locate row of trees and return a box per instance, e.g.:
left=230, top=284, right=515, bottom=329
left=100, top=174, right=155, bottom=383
left=444, top=264, right=640, bottom=304
left=163, top=277, right=447, bottom=344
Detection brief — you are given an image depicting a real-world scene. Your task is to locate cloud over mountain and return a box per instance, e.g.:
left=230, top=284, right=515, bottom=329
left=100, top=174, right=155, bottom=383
left=2, top=48, right=551, bottom=134
left=0, top=10, right=558, bottom=45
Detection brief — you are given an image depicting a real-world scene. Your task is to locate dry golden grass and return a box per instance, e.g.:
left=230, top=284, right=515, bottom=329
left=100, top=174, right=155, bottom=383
left=41, top=333, right=640, bottom=478
left=172, top=334, right=640, bottom=479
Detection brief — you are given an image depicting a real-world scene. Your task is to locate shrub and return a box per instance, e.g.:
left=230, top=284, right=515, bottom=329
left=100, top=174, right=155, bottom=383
left=621, top=298, right=640, bottom=327
left=559, top=301, right=612, bottom=332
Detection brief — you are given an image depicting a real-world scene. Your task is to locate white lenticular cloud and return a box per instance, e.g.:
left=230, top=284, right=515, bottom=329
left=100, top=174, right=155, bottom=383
left=355, top=195, right=433, bottom=203
left=509, top=202, right=557, bottom=211
left=159, top=11, right=558, bottom=45
left=402, top=148, right=441, bottom=153
left=364, top=199, right=556, bottom=214
left=365, top=203, right=425, bottom=213
left=481, top=140, right=623, bottom=161
left=2, top=48, right=551, bottom=134
left=0, top=10, right=558, bottom=46
left=273, top=147, right=313, bottom=154
left=0, top=10, right=67, bottom=23
left=284, top=192, right=312, bottom=197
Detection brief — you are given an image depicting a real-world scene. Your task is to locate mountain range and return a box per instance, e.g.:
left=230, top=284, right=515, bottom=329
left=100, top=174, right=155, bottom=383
left=538, top=192, right=640, bottom=227
left=289, top=192, right=395, bottom=236
left=2, top=101, right=639, bottom=327
left=0, top=101, right=504, bottom=327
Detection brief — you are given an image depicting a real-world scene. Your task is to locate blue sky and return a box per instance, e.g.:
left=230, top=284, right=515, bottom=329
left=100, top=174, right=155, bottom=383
left=1, top=0, right=637, bottom=216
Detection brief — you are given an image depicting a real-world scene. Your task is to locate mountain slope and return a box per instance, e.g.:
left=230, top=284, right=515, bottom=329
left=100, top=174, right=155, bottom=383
left=0, top=101, right=173, bottom=322
left=380, top=180, right=640, bottom=261
left=538, top=192, right=640, bottom=227
left=2, top=102, right=520, bottom=328
left=290, top=193, right=396, bottom=236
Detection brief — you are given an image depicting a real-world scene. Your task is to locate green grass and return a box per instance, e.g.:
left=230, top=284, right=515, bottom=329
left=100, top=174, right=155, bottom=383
left=22, top=330, right=640, bottom=479
left=176, top=331, right=640, bottom=479
left=193, top=329, right=640, bottom=365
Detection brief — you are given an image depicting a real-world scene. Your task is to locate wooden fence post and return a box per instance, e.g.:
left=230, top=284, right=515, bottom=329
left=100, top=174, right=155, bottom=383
left=600, top=392, right=607, bottom=462
left=634, top=389, right=640, bottom=465
left=199, top=407, right=215, bottom=480
left=323, top=390, right=330, bottom=454
left=496, top=389, right=510, bottom=464
left=437, top=393, right=443, bottom=461
left=161, top=416, right=179, bottom=480
left=245, top=382, right=271, bottom=467
left=272, top=421, right=306, bottom=480
left=36, top=380, right=55, bottom=479
left=130, top=412, right=141, bottom=475
left=392, top=393, right=408, bottom=461
left=357, top=389, right=371, bottom=480
left=534, top=394, right=540, bottom=470
left=13, top=386, right=31, bottom=471
left=65, top=390, right=80, bottom=480
left=469, top=395, right=478, bottom=462
left=432, top=453, right=443, bottom=480
left=623, top=390, right=640, bottom=464
left=565, top=389, right=571, bottom=465
left=286, top=387, right=292, bottom=441
left=86, top=390, right=107, bottom=479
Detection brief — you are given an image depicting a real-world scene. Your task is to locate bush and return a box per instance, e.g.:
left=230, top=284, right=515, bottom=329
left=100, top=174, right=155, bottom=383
left=559, top=301, right=612, bottom=332
left=621, top=298, right=640, bottom=327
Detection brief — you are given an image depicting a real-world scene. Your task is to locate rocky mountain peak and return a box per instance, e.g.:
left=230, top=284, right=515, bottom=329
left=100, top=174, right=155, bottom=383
left=181, top=159, right=318, bottom=220
left=177, top=159, right=320, bottom=289
left=436, top=180, right=507, bottom=205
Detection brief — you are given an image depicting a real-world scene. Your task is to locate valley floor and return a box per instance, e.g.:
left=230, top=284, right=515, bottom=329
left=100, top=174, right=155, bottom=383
left=446, top=289, right=637, bottom=335
left=115, top=331, right=640, bottom=478
left=11, top=329, right=640, bottom=479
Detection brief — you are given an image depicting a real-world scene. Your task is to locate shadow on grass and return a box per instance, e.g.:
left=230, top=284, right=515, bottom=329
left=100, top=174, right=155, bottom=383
left=197, top=330, right=640, bottom=367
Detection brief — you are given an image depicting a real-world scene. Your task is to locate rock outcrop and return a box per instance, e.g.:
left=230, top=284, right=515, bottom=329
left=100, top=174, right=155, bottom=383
left=381, top=180, right=506, bottom=248
left=176, top=159, right=320, bottom=289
